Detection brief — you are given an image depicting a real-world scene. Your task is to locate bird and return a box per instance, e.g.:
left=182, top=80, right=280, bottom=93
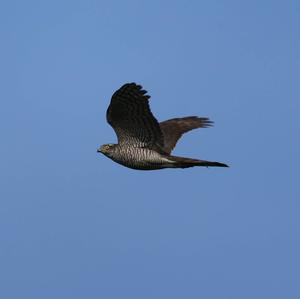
left=97, top=83, right=228, bottom=170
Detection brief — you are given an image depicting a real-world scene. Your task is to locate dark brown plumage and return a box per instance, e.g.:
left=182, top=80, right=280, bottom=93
left=159, top=116, right=213, bottom=154
left=106, top=83, right=164, bottom=150
left=98, top=83, right=228, bottom=170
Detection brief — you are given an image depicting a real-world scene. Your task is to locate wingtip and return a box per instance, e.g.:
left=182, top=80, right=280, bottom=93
left=185, top=116, right=214, bottom=128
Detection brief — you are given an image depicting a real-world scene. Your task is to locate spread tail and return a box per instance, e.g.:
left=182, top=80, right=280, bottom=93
left=167, top=155, right=229, bottom=169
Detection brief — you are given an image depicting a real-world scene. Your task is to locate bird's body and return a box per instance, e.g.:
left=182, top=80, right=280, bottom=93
left=98, top=83, right=228, bottom=170
left=100, top=144, right=176, bottom=170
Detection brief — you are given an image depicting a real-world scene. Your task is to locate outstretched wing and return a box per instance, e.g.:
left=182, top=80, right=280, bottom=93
left=106, top=83, right=164, bottom=149
left=159, top=116, right=213, bottom=154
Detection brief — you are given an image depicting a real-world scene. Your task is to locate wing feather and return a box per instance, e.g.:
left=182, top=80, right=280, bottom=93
left=159, top=116, right=213, bottom=154
left=106, top=83, right=164, bottom=149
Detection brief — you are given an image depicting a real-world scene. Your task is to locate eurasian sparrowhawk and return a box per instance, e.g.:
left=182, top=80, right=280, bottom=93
left=97, top=83, right=228, bottom=170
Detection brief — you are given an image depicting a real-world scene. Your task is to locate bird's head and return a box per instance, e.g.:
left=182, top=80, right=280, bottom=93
left=97, top=143, right=116, bottom=157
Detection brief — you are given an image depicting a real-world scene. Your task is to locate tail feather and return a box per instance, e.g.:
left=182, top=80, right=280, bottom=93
left=167, top=155, right=229, bottom=168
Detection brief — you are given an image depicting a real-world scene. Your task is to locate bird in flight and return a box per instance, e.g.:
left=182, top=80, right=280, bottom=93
left=97, top=83, right=228, bottom=170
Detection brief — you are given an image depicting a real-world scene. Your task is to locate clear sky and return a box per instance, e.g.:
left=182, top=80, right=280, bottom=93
left=1, top=0, right=300, bottom=298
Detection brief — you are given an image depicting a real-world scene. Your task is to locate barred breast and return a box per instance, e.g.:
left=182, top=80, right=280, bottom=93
left=110, top=146, right=175, bottom=170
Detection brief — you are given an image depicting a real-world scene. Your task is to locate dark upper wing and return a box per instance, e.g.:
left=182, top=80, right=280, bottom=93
left=106, top=83, right=164, bottom=149
left=159, top=116, right=213, bottom=154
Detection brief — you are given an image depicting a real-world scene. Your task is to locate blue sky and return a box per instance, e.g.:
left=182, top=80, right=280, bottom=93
left=1, top=0, right=300, bottom=298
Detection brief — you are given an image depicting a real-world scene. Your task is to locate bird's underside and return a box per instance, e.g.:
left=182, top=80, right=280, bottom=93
left=98, top=83, right=228, bottom=170
left=103, top=144, right=228, bottom=170
left=113, top=153, right=228, bottom=170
